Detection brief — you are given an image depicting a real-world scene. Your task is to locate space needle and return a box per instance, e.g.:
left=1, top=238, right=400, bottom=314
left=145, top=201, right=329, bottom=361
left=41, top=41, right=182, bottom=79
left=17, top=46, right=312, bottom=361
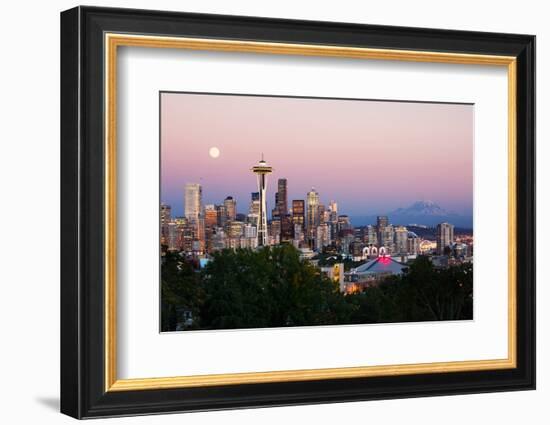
left=251, top=155, right=273, bottom=247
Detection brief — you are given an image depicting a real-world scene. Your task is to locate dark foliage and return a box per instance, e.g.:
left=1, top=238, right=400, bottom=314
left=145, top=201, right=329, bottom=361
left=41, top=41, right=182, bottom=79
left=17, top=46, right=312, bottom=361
left=161, top=247, right=473, bottom=331
left=346, top=256, right=473, bottom=324
left=199, top=244, right=351, bottom=329
left=160, top=252, right=203, bottom=331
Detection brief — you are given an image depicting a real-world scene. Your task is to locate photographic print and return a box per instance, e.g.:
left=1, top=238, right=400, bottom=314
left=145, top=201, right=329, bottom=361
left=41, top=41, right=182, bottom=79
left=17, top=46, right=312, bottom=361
left=160, top=92, right=474, bottom=332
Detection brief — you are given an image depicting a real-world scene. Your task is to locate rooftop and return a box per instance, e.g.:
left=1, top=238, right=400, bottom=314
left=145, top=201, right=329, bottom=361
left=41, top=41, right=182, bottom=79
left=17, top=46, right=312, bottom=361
left=351, top=256, right=407, bottom=276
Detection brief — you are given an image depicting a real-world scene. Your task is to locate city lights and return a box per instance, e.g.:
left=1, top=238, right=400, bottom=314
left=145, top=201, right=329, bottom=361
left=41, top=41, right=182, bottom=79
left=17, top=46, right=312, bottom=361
left=160, top=157, right=473, bottom=294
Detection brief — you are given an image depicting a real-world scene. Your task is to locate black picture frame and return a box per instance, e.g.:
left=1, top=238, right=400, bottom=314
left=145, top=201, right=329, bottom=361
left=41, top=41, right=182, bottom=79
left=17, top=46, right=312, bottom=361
left=61, top=5, right=535, bottom=419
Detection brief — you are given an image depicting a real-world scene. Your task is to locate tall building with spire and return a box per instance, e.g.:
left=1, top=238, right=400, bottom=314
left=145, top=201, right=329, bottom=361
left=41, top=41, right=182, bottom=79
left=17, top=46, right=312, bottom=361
left=184, top=183, right=205, bottom=252
left=251, top=156, right=273, bottom=247
left=329, top=200, right=338, bottom=222
left=306, top=188, right=320, bottom=248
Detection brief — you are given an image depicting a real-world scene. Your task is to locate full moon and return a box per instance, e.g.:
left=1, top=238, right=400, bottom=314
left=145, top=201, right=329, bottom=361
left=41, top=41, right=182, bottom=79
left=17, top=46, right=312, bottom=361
left=209, top=147, right=220, bottom=158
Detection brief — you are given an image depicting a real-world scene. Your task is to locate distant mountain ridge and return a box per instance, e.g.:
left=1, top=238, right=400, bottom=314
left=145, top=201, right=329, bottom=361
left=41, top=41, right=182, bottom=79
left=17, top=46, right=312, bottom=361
left=350, top=200, right=472, bottom=228
left=390, top=200, right=454, bottom=217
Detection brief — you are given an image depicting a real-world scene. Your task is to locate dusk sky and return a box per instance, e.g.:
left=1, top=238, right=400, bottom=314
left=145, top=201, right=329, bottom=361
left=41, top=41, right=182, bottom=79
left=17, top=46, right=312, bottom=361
left=161, top=92, right=473, bottom=219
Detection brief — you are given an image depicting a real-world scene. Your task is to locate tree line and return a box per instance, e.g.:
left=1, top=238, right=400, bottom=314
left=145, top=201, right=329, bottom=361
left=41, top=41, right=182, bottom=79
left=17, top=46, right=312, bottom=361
left=161, top=244, right=473, bottom=332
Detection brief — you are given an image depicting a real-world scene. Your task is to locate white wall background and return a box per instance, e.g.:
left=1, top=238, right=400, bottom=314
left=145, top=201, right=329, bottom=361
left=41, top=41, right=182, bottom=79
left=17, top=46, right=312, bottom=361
left=0, top=0, right=545, bottom=423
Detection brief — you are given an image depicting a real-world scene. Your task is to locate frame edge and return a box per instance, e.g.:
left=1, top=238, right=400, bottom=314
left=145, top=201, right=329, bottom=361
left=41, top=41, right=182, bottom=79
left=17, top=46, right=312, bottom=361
left=60, top=6, right=83, bottom=420
left=61, top=6, right=536, bottom=418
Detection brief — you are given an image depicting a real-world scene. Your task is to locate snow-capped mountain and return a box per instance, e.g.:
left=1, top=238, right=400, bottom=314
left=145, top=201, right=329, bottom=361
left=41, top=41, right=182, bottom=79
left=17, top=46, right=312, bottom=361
left=390, top=200, right=452, bottom=217
left=387, top=201, right=471, bottom=227
left=350, top=201, right=472, bottom=228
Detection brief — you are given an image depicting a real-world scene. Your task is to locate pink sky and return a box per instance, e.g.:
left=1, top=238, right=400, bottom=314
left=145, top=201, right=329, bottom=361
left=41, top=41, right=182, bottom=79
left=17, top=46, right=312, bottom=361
left=161, top=92, right=473, bottom=219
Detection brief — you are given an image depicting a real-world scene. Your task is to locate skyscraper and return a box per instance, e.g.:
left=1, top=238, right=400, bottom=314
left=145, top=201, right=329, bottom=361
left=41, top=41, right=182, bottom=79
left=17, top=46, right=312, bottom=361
left=204, top=204, right=217, bottom=229
left=276, top=178, right=288, bottom=216
left=291, top=199, right=305, bottom=235
left=365, top=225, right=378, bottom=245
left=329, top=200, right=338, bottom=222
left=224, top=196, right=237, bottom=222
left=184, top=183, right=204, bottom=252
left=215, top=204, right=227, bottom=228
left=315, top=223, right=331, bottom=251
left=269, top=219, right=281, bottom=245
left=160, top=203, right=171, bottom=223
left=394, top=226, right=408, bottom=254
left=176, top=217, right=194, bottom=253
left=306, top=188, right=320, bottom=248
left=376, top=215, right=389, bottom=230
left=248, top=192, right=260, bottom=227
left=376, top=215, right=392, bottom=252
left=407, top=232, right=420, bottom=255
left=203, top=204, right=217, bottom=253
left=160, top=204, right=171, bottom=246
left=436, top=222, right=455, bottom=254
left=249, top=192, right=260, bottom=213
left=227, top=221, right=244, bottom=238
left=184, top=183, right=202, bottom=221
left=317, top=203, right=326, bottom=224
left=251, top=156, right=273, bottom=246
left=271, top=179, right=288, bottom=222
left=337, top=215, right=352, bottom=231
left=243, top=223, right=257, bottom=239
left=271, top=198, right=280, bottom=221
left=167, top=221, right=178, bottom=252
left=380, top=225, right=395, bottom=253
left=280, top=214, right=293, bottom=241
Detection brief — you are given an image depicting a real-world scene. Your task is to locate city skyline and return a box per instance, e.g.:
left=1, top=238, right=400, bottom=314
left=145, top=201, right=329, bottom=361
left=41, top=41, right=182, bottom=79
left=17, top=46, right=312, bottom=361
left=163, top=184, right=465, bottom=226
left=160, top=167, right=469, bottom=258
left=160, top=165, right=471, bottom=284
left=161, top=92, right=474, bottom=219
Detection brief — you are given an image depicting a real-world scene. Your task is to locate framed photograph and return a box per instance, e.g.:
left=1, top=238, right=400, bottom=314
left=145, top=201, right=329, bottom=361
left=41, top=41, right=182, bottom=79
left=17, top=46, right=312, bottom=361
left=60, top=6, right=535, bottom=419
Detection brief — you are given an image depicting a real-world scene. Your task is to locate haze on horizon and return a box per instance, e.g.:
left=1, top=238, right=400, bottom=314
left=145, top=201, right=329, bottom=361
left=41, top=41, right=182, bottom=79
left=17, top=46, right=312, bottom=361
left=161, top=92, right=474, bottom=221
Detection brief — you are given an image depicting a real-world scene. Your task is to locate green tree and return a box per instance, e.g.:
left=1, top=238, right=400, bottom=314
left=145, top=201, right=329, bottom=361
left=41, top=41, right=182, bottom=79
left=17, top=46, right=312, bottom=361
left=200, top=245, right=352, bottom=329
left=347, top=256, right=473, bottom=324
left=161, top=249, right=473, bottom=331
left=402, top=256, right=472, bottom=321
left=161, top=252, right=203, bottom=331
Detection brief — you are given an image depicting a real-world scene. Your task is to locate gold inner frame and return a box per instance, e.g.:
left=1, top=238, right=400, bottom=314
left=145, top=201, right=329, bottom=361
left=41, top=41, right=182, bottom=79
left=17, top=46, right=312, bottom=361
left=104, top=33, right=517, bottom=392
